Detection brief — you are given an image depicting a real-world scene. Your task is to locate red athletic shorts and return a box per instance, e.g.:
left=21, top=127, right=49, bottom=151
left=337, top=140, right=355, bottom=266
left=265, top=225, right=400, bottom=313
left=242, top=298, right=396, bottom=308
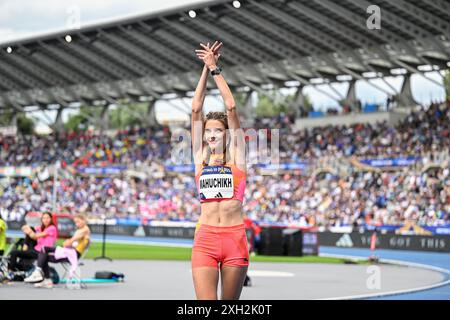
left=191, top=223, right=250, bottom=269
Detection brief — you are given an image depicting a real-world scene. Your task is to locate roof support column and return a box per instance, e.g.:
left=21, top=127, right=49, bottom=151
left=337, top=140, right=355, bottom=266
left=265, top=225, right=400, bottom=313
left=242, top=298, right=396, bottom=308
left=396, top=74, right=418, bottom=108
left=53, top=105, right=65, bottom=133
left=340, top=80, right=359, bottom=112
left=147, top=99, right=158, bottom=127
left=11, top=111, right=18, bottom=128
left=99, top=104, right=110, bottom=133
left=240, top=90, right=255, bottom=127
left=291, top=85, right=309, bottom=119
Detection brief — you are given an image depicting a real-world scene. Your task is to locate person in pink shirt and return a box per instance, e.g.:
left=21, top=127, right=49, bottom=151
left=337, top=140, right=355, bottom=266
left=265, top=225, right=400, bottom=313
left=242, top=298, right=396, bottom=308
left=7, top=212, right=57, bottom=273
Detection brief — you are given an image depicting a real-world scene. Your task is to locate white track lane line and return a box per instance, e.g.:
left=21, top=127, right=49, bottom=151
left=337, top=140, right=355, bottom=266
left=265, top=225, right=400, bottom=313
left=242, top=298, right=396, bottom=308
left=319, top=252, right=450, bottom=300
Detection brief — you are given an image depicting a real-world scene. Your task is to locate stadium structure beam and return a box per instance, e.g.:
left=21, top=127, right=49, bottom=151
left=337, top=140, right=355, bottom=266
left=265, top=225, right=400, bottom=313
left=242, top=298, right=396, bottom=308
left=150, top=28, right=239, bottom=88
left=141, top=20, right=244, bottom=89
left=344, top=0, right=432, bottom=39
left=159, top=17, right=265, bottom=86
left=143, top=88, right=189, bottom=116
left=99, top=30, right=171, bottom=75
left=71, top=84, right=99, bottom=101
left=0, top=0, right=448, bottom=111
left=34, top=43, right=95, bottom=85
left=0, top=73, right=20, bottom=91
left=326, top=83, right=345, bottom=101
left=0, top=51, right=63, bottom=88
left=90, top=83, right=119, bottom=102
left=218, top=16, right=296, bottom=60
left=22, top=48, right=86, bottom=103
left=66, top=38, right=135, bottom=80
left=378, top=0, right=450, bottom=36
left=24, top=49, right=77, bottom=85
left=37, top=106, right=56, bottom=125
left=0, top=50, right=75, bottom=106
left=419, top=0, right=450, bottom=20
left=162, top=17, right=250, bottom=65
left=287, top=1, right=378, bottom=49
left=0, top=59, right=43, bottom=90
left=124, top=23, right=199, bottom=70
left=4, top=91, right=32, bottom=109
left=0, top=93, right=25, bottom=112
left=285, top=71, right=342, bottom=102
left=229, top=5, right=322, bottom=57
left=92, top=42, right=154, bottom=80
left=37, top=41, right=107, bottom=83
left=192, top=16, right=272, bottom=63
left=339, top=66, right=391, bottom=95
left=250, top=1, right=346, bottom=52
left=392, top=59, right=445, bottom=88
left=380, top=77, right=400, bottom=96
left=93, top=31, right=195, bottom=93
left=313, top=0, right=405, bottom=44
left=0, top=64, right=55, bottom=106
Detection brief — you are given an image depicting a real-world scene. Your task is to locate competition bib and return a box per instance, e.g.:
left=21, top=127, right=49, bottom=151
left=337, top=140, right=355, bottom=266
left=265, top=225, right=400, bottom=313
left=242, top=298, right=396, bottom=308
left=199, top=166, right=234, bottom=200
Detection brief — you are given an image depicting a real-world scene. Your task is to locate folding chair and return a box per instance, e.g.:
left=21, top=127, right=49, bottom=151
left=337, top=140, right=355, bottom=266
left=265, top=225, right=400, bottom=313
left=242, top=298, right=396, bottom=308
left=60, top=240, right=91, bottom=290
left=0, top=239, right=14, bottom=282
left=0, top=238, right=24, bottom=282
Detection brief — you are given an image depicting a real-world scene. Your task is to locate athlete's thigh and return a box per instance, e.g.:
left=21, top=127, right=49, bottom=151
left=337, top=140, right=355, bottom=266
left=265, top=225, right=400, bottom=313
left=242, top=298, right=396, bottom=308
left=192, top=266, right=220, bottom=300
left=220, top=265, right=248, bottom=300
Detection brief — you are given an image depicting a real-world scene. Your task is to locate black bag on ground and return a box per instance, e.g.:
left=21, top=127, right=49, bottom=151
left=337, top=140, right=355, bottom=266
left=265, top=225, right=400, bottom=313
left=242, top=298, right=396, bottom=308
left=95, top=271, right=124, bottom=281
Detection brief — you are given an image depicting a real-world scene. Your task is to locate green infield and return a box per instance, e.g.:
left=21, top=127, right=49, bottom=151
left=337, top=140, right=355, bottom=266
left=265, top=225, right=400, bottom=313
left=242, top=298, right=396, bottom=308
left=68, top=241, right=368, bottom=264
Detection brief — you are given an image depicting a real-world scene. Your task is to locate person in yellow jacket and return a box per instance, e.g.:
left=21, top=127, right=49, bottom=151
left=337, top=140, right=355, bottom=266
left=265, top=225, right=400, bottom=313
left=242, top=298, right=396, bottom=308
left=0, top=214, right=6, bottom=256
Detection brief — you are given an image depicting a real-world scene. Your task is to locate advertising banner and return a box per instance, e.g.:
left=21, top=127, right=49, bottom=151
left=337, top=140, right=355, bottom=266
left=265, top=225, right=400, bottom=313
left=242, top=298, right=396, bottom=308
left=319, top=231, right=449, bottom=252
left=358, top=157, right=420, bottom=167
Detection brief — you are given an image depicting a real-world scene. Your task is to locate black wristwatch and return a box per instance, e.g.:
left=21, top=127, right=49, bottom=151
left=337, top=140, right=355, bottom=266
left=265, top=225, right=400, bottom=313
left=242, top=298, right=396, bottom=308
left=210, top=66, right=222, bottom=76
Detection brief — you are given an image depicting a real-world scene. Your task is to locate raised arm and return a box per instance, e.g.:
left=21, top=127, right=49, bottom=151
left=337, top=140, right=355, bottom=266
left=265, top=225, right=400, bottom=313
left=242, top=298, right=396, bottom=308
left=192, top=42, right=222, bottom=170
left=196, top=42, right=246, bottom=170
left=191, top=64, right=208, bottom=169
left=196, top=43, right=240, bottom=130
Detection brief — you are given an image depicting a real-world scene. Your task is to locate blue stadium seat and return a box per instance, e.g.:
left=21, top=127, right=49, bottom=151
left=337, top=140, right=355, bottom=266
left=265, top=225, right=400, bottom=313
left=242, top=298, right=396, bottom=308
left=363, top=104, right=378, bottom=113
left=308, top=111, right=324, bottom=118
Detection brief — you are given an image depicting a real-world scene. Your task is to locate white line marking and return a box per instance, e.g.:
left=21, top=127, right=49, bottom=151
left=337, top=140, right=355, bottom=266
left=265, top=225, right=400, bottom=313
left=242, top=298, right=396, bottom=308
left=247, top=270, right=295, bottom=277
left=319, top=252, right=450, bottom=300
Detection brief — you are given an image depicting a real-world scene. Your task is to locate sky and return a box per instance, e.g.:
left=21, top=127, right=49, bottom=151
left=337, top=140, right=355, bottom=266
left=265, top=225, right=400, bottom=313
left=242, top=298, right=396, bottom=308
left=0, top=0, right=446, bottom=128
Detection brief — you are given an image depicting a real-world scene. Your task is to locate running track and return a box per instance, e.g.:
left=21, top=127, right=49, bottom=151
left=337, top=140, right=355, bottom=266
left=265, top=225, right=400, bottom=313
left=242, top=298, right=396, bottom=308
left=6, top=230, right=449, bottom=299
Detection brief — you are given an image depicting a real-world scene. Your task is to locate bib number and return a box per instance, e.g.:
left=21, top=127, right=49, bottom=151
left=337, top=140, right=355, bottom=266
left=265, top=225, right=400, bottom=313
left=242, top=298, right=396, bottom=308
left=199, top=166, right=234, bottom=200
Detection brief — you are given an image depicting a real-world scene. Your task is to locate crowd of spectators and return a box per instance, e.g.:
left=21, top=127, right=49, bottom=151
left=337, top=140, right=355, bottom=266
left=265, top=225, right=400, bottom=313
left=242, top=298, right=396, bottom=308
left=0, top=101, right=448, bottom=228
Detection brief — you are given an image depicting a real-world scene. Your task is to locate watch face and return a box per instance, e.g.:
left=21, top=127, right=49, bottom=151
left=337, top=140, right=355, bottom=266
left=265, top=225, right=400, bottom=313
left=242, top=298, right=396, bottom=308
left=212, top=67, right=222, bottom=75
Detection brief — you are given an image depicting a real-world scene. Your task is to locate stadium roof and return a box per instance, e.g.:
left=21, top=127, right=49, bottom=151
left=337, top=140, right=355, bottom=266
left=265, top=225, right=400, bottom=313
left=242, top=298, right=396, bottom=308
left=0, top=0, right=449, bottom=112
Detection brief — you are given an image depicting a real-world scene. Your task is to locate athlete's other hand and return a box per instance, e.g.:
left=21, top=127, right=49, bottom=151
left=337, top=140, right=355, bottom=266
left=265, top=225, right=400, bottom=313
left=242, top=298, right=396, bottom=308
left=211, top=41, right=222, bottom=63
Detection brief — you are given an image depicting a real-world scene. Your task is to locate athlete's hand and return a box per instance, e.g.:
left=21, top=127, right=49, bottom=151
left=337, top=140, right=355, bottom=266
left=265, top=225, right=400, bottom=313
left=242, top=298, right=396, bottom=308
left=195, top=41, right=222, bottom=69
left=210, top=41, right=222, bottom=63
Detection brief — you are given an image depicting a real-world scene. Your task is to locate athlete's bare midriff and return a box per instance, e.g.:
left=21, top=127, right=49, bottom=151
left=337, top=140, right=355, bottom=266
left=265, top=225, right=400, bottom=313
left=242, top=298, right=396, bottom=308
left=199, top=199, right=244, bottom=226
